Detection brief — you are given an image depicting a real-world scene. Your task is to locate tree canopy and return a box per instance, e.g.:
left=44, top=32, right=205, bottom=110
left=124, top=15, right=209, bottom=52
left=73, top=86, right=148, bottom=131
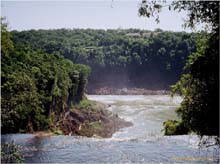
left=139, top=0, right=219, bottom=136
left=1, top=20, right=90, bottom=133
left=11, top=28, right=197, bottom=91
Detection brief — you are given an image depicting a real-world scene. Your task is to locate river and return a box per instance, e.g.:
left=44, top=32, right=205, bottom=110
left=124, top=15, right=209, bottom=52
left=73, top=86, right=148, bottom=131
left=2, top=95, right=219, bottom=163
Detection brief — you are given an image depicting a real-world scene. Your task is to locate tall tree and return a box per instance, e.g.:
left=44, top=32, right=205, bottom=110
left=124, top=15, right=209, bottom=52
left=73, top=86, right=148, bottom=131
left=139, top=0, right=219, bottom=136
left=1, top=17, right=14, bottom=57
left=1, top=18, right=91, bottom=133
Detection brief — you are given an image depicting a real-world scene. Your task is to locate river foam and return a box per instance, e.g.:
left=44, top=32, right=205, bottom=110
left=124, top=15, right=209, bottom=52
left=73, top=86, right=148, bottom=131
left=2, top=95, right=219, bottom=163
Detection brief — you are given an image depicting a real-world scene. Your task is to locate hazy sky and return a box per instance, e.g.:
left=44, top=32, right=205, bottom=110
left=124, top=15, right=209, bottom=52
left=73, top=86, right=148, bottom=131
left=1, top=0, right=191, bottom=31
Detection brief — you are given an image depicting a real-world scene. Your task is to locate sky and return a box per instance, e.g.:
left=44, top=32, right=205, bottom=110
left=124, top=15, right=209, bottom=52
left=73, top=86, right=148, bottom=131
left=1, top=0, right=192, bottom=32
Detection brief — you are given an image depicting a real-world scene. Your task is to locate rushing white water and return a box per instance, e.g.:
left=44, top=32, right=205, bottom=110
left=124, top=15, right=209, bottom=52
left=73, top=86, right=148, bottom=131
left=88, top=95, right=182, bottom=139
left=2, top=95, right=219, bottom=163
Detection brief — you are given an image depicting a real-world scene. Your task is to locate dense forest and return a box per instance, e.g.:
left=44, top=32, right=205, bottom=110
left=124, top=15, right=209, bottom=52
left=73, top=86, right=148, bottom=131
left=2, top=25, right=198, bottom=134
left=1, top=1, right=219, bottom=162
left=139, top=1, right=219, bottom=136
left=2, top=23, right=200, bottom=133
left=2, top=1, right=218, bottom=137
left=11, top=29, right=197, bottom=91
left=1, top=18, right=91, bottom=133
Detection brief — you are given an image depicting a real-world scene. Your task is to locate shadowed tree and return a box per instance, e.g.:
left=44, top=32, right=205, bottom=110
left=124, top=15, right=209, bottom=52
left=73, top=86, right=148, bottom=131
left=139, top=0, right=219, bottom=136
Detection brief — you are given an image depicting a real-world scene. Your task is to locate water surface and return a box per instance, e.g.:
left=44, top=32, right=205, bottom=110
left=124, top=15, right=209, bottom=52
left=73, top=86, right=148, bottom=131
left=2, top=95, right=219, bottom=163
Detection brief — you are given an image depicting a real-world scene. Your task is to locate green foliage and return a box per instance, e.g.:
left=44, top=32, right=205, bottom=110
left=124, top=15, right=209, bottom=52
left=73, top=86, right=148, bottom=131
left=53, top=129, right=64, bottom=135
left=1, top=71, right=47, bottom=133
left=1, top=17, right=14, bottom=57
left=139, top=1, right=219, bottom=30
left=73, top=99, right=96, bottom=110
left=184, top=34, right=208, bottom=70
left=1, top=20, right=91, bottom=134
left=163, top=120, right=189, bottom=135
left=172, top=32, right=219, bottom=136
left=1, top=142, right=24, bottom=163
left=140, top=1, right=219, bottom=136
left=171, top=2, right=219, bottom=136
left=11, top=29, right=196, bottom=90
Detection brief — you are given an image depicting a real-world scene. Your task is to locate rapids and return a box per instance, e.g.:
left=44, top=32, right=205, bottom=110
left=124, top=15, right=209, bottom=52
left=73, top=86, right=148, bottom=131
left=2, top=95, right=219, bottom=163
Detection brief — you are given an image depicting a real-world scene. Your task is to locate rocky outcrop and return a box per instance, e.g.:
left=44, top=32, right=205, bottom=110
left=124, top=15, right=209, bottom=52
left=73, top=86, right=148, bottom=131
left=59, top=101, right=132, bottom=138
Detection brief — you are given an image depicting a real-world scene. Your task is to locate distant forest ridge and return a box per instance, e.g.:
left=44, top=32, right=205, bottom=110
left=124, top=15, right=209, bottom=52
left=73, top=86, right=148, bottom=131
left=11, top=28, right=197, bottom=92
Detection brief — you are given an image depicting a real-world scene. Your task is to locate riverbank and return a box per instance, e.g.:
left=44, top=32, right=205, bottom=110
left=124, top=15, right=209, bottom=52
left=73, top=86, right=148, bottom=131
left=2, top=95, right=219, bottom=163
left=87, top=87, right=170, bottom=95
left=2, top=99, right=132, bottom=139
left=59, top=100, right=132, bottom=138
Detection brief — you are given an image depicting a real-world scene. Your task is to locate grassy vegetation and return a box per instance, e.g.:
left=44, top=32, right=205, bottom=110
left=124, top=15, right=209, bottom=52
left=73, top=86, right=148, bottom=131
left=72, top=99, right=106, bottom=112
left=52, top=129, right=64, bottom=135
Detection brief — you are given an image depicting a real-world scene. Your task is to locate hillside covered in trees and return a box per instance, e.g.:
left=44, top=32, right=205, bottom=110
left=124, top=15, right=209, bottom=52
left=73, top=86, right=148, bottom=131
left=1, top=19, right=131, bottom=135
left=11, top=29, right=197, bottom=93
left=138, top=0, right=219, bottom=136
left=2, top=22, right=90, bottom=133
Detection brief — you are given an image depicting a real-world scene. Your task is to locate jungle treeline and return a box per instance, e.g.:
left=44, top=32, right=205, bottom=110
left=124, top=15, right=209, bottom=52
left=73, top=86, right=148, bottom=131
left=1, top=19, right=91, bottom=133
left=11, top=29, right=197, bottom=91
left=4, top=24, right=210, bottom=135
